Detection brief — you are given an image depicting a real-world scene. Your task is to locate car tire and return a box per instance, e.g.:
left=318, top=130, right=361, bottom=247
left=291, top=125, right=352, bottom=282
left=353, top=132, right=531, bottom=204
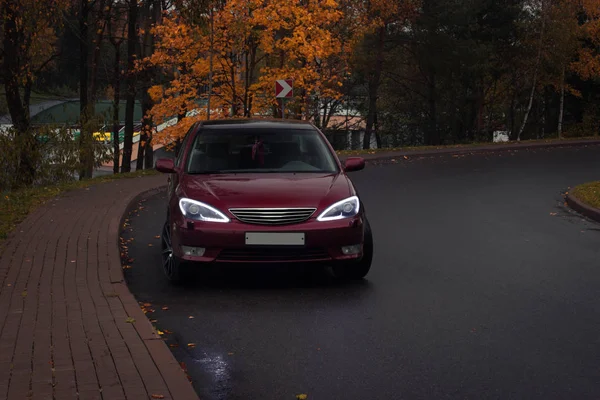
left=161, top=221, right=189, bottom=284
left=331, top=217, right=373, bottom=280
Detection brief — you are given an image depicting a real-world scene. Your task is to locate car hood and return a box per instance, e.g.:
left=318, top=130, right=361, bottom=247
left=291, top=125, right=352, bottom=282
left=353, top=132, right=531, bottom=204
left=179, top=173, right=354, bottom=210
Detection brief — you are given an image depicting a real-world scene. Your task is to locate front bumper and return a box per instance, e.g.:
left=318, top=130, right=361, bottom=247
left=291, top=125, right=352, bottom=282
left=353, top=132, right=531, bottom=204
left=171, top=215, right=366, bottom=264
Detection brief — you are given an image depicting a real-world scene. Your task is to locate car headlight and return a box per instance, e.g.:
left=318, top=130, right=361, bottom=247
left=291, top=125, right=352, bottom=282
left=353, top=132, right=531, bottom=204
left=178, top=198, right=230, bottom=223
left=317, top=196, right=360, bottom=221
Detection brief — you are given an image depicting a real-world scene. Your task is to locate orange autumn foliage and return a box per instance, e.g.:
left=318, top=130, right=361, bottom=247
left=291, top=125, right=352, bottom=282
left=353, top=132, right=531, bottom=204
left=140, top=0, right=357, bottom=144
left=571, top=0, right=600, bottom=81
left=0, top=0, right=69, bottom=90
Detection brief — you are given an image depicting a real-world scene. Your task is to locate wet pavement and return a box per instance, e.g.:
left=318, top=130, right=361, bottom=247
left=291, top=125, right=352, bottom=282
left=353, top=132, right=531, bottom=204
left=122, top=144, right=600, bottom=400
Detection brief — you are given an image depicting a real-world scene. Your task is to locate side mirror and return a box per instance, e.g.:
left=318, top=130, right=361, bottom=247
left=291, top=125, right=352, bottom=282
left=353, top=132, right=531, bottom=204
left=155, top=158, right=176, bottom=173
left=344, top=157, right=365, bottom=172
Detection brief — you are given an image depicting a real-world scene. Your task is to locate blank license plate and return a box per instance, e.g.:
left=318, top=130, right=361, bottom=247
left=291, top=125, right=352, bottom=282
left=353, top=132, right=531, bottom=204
left=245, top=232, right=305, bottom=246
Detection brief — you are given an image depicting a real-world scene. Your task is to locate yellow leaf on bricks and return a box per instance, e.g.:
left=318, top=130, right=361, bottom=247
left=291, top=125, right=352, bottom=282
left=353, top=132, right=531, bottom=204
left=151, top=395, right=165, bottom=399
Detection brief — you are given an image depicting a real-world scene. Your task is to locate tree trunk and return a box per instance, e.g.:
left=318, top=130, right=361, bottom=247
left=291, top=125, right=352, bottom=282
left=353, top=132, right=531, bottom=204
left=112, top=44, right=121, bottom=175
left=144, top=0, right=161, bottom=169
left=558, top=64, right=565, bottom=139
left=427, top=70, right=439, bottom=145
left=363, top=26, right=385, bottom=150
left=517, top=0, right=547, bottom=141
left=139, top=88, right=153, bottom=169
left=136, top=0, right=153, bottom=171
left=207, top=7, right=214, bottom=120
left=89, top=0, right=107, bottom=106
left=2, top=8, right=29, bottom=134
left=79, top=0, right=94, bottom=179
left=374, top=111, right=382, bottom=148
left=230, top=62, right=238, bottom=117
left=122, top=0, right=138, bottom=173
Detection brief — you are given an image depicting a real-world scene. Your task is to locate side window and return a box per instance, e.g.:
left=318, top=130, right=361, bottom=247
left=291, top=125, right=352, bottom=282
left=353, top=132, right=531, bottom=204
left=175, top=124, right=196, bottom=167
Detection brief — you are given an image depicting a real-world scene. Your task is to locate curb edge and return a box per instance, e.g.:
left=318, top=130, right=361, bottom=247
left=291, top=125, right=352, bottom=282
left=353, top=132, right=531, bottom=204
left=566, top=193, right=600, bottom=224
left=115, top=181, right=200, bottom=400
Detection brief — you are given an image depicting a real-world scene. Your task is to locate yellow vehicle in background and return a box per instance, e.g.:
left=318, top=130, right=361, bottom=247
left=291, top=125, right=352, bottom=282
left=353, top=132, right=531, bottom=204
left=92, top=125, right=142, bottom=144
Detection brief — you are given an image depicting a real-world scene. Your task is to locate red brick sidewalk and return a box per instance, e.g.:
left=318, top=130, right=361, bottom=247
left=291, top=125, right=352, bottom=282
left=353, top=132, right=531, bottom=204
left=0, top=175, right=199, bottom=400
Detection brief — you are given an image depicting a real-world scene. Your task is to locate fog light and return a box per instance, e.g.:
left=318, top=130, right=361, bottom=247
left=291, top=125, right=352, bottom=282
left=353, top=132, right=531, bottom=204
left=181, top=246, right=205, bottom=256
left=341, top=244, right=361, bottom=255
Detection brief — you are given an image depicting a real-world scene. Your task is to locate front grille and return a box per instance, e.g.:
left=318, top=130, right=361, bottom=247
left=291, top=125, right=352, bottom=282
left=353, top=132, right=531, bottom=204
left=217, top=247, right=330, bottom=262
left=229, top=208, right=316, bottom=225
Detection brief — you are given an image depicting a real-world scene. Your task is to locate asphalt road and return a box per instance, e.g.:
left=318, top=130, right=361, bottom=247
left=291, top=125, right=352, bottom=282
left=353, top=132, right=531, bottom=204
left=122, top=144, right=600, bottom=400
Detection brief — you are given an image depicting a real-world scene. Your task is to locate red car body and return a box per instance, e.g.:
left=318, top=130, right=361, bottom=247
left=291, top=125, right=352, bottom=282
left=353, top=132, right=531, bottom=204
left=156, top=119, right=373, bottom=283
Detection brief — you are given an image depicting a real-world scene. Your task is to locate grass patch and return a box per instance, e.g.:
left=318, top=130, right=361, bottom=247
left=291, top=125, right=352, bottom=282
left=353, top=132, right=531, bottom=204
left=571, top=181, right=600, bottom=210
left=336, top=136, right=599, bottom=156
left=0, top=169, right=158, bottom=244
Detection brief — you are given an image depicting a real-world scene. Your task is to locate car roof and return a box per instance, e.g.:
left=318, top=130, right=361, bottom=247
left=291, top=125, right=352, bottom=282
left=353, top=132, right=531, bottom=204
left=199, top=118, right=315, bottom=130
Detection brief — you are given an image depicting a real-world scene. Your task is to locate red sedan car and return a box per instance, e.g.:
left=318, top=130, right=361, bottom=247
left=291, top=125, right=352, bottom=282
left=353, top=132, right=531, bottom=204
left=155, top=119, right=373, bottom=284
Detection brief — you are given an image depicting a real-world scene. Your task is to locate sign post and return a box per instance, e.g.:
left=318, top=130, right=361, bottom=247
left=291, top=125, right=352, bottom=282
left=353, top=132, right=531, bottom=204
left=275, top=79, right=293, bottom=119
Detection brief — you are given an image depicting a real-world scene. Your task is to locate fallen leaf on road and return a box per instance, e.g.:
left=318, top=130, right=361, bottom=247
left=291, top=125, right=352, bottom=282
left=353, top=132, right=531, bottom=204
left=550, top=212, right=557, bottom=216
left=125, top=317, right=135, bottom=323
left=151, top=395, right=165, bottom=399
left=122, top=265, right=132, bottom=269
left=150, top=319, right=157, bottom=323
left=155, top=235, right=160, bottom=239
left=143, top=303, right=152, bottom=307
left=187, top=343, right=196, bottom=348
left=297, top=395, right=308, bottom=400
left=228, top=352, right=234, bottom=356
left=148, top=244, right=153, bottom=247
left=188, top=316, right=194, bottom=319
left=157, top=329, right=165, bottom=335
left=169, top=344, right=179, bottom=348
left=162, top=306, right=169, bottom=310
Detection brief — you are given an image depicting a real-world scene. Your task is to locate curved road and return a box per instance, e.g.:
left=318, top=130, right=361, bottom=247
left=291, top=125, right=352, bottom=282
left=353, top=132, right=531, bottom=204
left=122, top=145, right=600, bottom=400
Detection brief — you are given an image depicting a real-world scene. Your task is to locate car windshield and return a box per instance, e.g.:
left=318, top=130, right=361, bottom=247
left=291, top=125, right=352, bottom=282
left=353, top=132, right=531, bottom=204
left=185, top=127, right=339, bottom=174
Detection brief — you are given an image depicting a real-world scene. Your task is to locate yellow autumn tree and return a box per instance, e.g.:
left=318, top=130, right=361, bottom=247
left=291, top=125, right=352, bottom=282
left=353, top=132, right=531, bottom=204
left=140, top=0, right=354, bottom=145
left=140, top=14, right=214, bottom=145
left=250, top=0, right=348, bottom=120
left=571, top=0, right=600, bottom=80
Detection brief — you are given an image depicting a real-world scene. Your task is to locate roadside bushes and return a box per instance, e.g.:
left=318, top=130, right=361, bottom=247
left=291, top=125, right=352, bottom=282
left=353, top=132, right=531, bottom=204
left=0, top=125, right=111, bottom=192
